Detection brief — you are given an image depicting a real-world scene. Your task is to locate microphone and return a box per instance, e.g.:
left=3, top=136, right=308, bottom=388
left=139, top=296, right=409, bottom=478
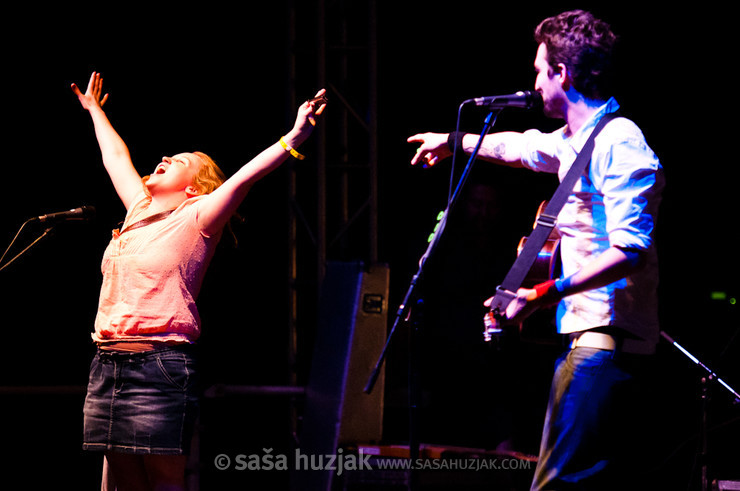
left=37, top=206, right=96, bottom=223
left=469, top=90, right=542, bottom=109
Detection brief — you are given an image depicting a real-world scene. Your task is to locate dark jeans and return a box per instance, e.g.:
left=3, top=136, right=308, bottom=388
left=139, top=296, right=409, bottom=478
left=531, top=347, right=651, bottom=490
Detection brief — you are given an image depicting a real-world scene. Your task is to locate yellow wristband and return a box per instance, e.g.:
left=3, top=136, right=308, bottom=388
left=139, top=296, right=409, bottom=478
left=279, top=136, right=305, bottom=160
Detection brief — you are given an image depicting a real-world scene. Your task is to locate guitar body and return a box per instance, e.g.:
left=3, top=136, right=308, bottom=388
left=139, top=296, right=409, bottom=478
left=483, top=201, right=561, bottom=343
left=517, top=200, right=561, bottom=287
left=516, top=236, right=560, bottom=286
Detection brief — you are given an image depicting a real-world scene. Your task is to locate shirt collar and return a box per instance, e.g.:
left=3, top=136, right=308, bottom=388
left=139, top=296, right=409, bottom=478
left=563, top=97, right=620, bottom=152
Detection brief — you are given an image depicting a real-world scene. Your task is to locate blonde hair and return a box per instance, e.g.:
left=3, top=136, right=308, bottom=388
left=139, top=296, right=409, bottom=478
left=191, top=151, right=241, bottom=246
left=190, top=151, right=226, bottom=195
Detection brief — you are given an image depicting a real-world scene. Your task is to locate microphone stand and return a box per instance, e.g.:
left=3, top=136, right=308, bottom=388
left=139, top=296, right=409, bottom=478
left=659, top=331, right=740, bottom=491
left=364, top=107, right=503, bottom=490
left=0, top=218, right=56, bottom=273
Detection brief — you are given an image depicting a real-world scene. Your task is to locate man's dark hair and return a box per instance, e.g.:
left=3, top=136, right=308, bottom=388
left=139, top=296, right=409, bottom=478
left=535, top=10, right=618, bottom=100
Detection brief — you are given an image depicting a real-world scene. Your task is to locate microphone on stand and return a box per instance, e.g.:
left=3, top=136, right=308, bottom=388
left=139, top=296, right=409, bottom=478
left=466, top=90, right=542, bottom=109
left=36, top=206, right=96, bottom=223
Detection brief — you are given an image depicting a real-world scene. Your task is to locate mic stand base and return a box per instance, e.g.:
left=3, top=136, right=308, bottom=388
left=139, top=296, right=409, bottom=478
left=660, top=330, right=740, bottom=491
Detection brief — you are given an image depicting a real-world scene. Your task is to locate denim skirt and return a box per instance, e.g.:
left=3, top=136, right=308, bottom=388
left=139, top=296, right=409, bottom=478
left=82, top=345, right=199, bottom=455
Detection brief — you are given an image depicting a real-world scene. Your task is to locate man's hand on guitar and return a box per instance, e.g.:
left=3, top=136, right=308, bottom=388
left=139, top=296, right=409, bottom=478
left=483, top=279, right=562, bottom=339
left=484, top=287, right=536, bottom=330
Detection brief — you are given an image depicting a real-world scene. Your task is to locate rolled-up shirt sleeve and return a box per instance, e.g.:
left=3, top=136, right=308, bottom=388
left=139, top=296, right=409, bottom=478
left=594, top=132, right=664, bottom=251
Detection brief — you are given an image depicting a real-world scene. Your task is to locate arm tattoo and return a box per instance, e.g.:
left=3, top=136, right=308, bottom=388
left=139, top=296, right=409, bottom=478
left=492, top=142, right=506, bottom=160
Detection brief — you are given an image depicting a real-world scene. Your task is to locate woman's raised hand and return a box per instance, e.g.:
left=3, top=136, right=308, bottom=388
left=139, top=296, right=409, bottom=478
left=71, top=71, right=109, bottom=111
left=290, top=88, right=328, bottom=140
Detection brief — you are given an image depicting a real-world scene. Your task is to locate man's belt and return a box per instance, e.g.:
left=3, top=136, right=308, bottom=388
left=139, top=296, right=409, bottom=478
left=570, top=331, right=618, bottom=351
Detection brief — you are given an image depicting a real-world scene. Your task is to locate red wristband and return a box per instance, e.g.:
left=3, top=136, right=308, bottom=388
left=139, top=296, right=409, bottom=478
left=527, top=279, right=557, bottom=301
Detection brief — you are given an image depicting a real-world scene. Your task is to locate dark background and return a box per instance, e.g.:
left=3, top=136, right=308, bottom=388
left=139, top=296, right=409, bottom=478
left=1, top=1, right=737, bottom=489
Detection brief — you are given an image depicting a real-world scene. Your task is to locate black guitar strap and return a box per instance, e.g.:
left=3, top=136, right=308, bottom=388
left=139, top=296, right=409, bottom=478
left=491, top=111, right=620, bottom=313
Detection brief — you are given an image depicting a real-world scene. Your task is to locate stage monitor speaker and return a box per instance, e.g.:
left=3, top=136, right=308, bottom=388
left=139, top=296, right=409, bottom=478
left=293, top=261, right=389, bottom=491
left=715, top=480, right=740, bottom=491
